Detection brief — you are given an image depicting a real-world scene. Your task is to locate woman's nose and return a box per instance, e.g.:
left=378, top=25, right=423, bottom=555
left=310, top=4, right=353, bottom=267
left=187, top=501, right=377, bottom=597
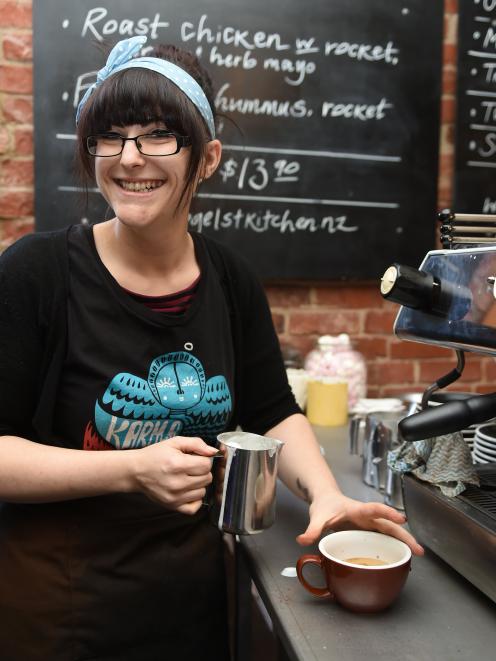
left=119, top=138, right=146, bottom=166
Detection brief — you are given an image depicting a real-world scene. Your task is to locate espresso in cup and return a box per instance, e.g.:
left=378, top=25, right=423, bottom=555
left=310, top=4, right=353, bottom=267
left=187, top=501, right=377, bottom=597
left=296, top=530, right=411, bottom=613
left=345, top=556, right=388, bottom=566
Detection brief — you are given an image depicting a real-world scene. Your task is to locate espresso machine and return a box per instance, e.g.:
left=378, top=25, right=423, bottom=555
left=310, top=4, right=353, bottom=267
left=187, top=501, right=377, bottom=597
left=380, top=210, right=496, bottom=603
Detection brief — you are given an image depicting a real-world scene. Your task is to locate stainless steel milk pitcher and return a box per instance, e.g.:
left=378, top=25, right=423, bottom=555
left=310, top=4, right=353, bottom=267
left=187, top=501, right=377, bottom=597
left=350, top=409, right=407, bottom=490
left=211, top=431, right=284, bottom=535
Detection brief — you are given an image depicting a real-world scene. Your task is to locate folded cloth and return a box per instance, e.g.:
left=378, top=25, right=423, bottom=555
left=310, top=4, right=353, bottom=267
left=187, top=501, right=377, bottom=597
left=388, top=431, right=479, bottom=497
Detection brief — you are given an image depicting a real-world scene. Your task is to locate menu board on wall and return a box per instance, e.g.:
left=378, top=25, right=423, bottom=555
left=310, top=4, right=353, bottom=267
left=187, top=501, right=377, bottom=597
left=33, top=0, right=444, bottom=280
left=454, top=0, right=496, bottom=214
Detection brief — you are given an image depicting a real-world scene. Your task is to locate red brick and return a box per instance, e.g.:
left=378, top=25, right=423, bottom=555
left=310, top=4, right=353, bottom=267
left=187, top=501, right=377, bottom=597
left=314, top=285, right=382, bottom=308
left=445, top=384, right=484, bottom=394
left=288, top=310, right=360, bottom=335
left=389, top=340, right=451, bottom=360
left=354, top=337, right=387, bottom=359
left=0, top=64, right=32, bottom=93
left=364, top=309, right=397, bottom=334
left=381, top=385, right=424, bottom=399
left=446, top=123, right=455, bottom=148
left=2, top=96, right=33, bottom=123
left=419, top=359, right=482, bottom=383
left=0, top=126, right=11, bottom=154
left=265, top=285, right=310, bottom=307
left=3, top=33, right=32, bottom=61
left=0, top=190, right=33, bottom=218
left=443, top=42, right=457, bottom=66
left=272, top=312, right=285, bottom=334
left=444, top=0, right=458, bottom=16
left=13, top=127, right=32, bottom=155
left=0, top=1, right=32, bottom=28
left=437, top=188, right=454, bottom=212
left=0, top=158, right=33, bottom=185
left=0, top=218, right=34, bottom=251
left=439, top=153, right=454, bottom=181
left=476, top=384, right=496, bottom=394
left=440, top=96, right=456, bottom=124
left=438, top=172, right=453, bottom=192
left=482, top=358, right=496, bottom=382
left=368, top=362, right=415, bottom=386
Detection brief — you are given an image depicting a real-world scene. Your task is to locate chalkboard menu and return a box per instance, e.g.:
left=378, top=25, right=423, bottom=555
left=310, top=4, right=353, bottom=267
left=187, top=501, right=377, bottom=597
left=454, top=0, right=496, bottom=214
left=33, top=0, right=443, bottom=280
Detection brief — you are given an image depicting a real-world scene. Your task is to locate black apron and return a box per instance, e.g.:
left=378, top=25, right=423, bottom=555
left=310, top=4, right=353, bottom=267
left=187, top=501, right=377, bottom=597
left=0, top=227, right=235, bottom=659
left=0, top=500, right=230, bottom=661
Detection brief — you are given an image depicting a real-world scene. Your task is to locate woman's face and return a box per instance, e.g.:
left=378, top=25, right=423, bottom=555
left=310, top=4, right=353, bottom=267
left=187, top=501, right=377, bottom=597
left=94, top=121, right=191, bottom=229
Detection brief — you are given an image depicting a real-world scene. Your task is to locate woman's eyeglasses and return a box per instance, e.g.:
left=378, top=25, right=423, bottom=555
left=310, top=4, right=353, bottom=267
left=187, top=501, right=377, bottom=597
left=85, top=130, right=191, bottom=157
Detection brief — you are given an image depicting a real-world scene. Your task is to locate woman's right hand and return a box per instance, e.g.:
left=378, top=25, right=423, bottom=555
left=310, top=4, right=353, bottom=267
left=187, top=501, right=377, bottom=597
left=132, top=436, right=219, bottom=515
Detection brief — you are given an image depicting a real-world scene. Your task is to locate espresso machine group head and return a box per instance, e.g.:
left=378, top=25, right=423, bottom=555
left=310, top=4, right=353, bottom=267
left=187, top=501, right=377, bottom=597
left=381, top=239, right=496, bottom=439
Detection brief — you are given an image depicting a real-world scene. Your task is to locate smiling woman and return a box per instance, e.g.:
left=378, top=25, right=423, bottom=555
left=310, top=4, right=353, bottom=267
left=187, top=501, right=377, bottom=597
left=0, top=33, right=422, bottom=661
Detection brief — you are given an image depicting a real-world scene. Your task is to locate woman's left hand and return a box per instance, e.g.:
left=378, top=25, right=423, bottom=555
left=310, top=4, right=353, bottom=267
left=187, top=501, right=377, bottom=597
left=296, top=490, right=424, bottom=556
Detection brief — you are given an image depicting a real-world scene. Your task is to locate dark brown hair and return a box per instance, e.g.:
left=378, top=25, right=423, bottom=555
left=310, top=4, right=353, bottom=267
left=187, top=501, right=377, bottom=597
left=75, top=44, right=217, bottom=212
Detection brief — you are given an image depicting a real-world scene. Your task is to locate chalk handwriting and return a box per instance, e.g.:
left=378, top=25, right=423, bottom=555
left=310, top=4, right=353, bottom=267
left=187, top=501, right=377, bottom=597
left=81, top=8, right=169, bottom=41
left=273, top=159, right=300, bottom=182
left=322, top=98, right=393, bottom=120
left=73, top=70, right=98, bottom=107
left=208, top=48, right=317, bottom=86
left=478, top=132, right=496, bottom=158
left=181, top=14, right=290, bottom=51
left=294, top=37, right=319, bottom=56
left=263, top=57, right=316, bottom=86
left=325, top=40, right=399, bottom=65
left=483, top=197, right=496, bottom=213
left=215, top=83, right=309, bottom=118
left=482, top=0, right=496, bottom=13
left=483, top=62, right=496, bottom=84
left=209, top=46, right=257, bottom=70
left=189, top=207, right=359, bottom=235
left=482, top=100, right=496, bottom=123
left=483, top=27, right=496, bottom=50
left=218, top=157, right=300, bottom=190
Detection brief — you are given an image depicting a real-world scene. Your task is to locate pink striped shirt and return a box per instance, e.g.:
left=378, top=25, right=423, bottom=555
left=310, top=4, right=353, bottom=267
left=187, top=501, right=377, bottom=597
left=124, top=275, right=200, bottom=314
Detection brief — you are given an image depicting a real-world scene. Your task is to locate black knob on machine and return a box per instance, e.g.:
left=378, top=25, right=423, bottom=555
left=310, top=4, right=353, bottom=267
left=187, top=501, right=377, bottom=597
left=380, top=263, right=437, bottom=309
left=380, top=263, right=472, bottom=319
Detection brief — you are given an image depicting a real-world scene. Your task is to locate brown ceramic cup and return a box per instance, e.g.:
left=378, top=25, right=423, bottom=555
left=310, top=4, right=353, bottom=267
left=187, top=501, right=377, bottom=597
left=296, top=530, right=411, bottom=613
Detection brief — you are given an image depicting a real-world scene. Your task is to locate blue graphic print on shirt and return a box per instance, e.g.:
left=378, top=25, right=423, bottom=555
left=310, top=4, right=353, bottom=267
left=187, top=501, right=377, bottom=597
left=94, top=351, right=232, bottom=449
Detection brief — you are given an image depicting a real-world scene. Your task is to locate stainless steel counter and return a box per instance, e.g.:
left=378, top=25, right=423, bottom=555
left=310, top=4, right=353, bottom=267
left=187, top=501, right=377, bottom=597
left=238, top=426, right=496, bottom=661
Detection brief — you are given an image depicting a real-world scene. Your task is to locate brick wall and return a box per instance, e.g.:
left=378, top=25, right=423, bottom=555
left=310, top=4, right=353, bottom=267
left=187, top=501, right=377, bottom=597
left=0, top=0, right=33, bottom=247
left=1, top=0, right=494, bottom=395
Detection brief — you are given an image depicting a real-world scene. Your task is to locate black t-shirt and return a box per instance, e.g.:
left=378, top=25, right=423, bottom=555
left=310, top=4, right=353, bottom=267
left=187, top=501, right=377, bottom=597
left=0, top=224, right=300, bottom=445
left=53, top=224, right=235, bottom=452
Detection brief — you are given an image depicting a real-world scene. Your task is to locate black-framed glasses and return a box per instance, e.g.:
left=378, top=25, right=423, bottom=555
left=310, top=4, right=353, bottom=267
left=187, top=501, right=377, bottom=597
left=85, top=130, right=192, bottom=157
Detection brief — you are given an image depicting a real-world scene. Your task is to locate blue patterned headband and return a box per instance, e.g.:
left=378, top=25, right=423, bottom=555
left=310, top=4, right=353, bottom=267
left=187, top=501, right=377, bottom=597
left=76, top=35, right=215, bottom=138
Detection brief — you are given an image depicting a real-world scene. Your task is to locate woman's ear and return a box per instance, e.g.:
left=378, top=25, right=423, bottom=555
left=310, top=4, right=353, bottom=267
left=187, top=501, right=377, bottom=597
left=201, top=139, right=222, bottom=181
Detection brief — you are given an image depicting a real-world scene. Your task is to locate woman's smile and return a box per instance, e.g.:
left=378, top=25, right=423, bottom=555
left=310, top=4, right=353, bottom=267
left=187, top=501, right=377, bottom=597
left=115, top=178, right=166, bottom=193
